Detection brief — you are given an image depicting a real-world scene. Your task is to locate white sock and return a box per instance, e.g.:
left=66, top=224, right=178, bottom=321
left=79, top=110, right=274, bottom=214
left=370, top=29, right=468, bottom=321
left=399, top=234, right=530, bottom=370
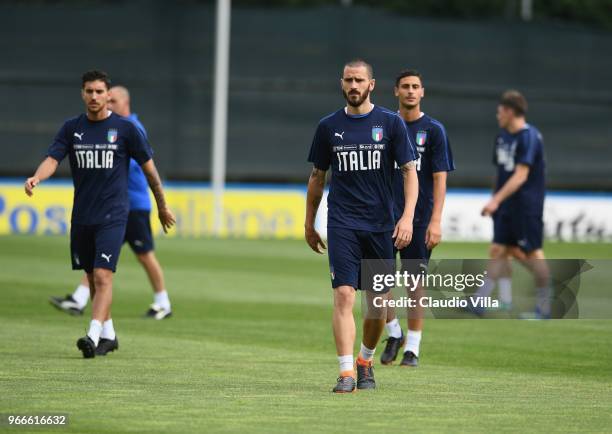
left=404, top=329, right=422, bottom=357
left=154, top=290, right=171, bottom=311
left=498, top=277, right=512, bottom=304
left=338, top=355, right=354, bottom=374
left=475, top=277, right=495, bottom=298
left=72, top=284, right=90, bottom=309
left=536, top=286, right=551, bottom=317
left=87, top=320, right=103, bottom=346
left=385, top=318, right=403, bottom=339
left=359, top=343, right=375, bottom=361
left=101, top=319, right=116, bottom=340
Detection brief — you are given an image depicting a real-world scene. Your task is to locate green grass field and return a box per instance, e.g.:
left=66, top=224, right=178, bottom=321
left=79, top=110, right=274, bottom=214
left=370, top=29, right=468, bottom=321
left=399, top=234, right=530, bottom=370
left=1, top=236, right=611, bottom=433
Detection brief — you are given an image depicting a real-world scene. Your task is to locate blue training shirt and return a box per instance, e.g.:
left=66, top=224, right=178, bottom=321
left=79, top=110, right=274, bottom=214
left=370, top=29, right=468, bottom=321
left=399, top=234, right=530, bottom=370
left=393, top=113, right=455, bottom=226
left=493, top=123, right=546, bottom=216
left=308, top=105, right=418, bottom=232
left=47, top=112, right=153, bottom=225
left=126, top=113, right=151, bottom=211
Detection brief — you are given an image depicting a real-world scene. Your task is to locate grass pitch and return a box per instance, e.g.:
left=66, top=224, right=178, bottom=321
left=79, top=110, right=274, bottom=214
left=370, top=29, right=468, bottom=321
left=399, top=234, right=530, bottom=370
left=1, top=236, right=611, bottom=433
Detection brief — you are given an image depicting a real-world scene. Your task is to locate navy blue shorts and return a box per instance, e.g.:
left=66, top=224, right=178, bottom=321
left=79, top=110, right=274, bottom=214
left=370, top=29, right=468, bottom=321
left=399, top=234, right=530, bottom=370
left=70, top=219, right=127, bottom=273
left=124, top=210, right=154, bottom=254
left=396, top=226, right=431, bottom=274
left=493, top=212, right=543, bottom=253
left=327, top=228, right=394, bottom=291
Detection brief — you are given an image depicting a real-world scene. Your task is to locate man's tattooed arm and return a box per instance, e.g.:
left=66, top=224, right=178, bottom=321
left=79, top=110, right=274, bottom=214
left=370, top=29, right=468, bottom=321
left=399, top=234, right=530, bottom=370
left=305, top=167, right=327, bottom=253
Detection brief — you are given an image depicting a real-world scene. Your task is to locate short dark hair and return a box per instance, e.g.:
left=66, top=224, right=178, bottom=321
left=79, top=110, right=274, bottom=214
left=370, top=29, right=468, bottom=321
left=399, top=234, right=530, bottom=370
left=343, top=59, right=374, bottom=79
left=499, top=90, right=527, bottom=116
left=395, top=69, right=423, bottom=87
left=81, top=70, right=111, bottom=89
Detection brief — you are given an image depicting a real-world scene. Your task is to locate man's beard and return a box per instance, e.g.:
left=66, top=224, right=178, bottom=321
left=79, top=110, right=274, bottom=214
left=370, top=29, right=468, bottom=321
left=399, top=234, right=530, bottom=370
left=343, top=88, right=370, bottom=107
left=87, top=103, right=104, bottom=114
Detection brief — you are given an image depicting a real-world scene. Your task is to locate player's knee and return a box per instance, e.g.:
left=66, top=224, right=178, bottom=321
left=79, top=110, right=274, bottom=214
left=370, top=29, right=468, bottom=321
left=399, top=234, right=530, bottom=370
left=93, top=268, right=113, bottom=289
left=362, top=292, right=385, bottom=319
left=508, top=247, right=527, bottom=261
left=333, top=286, right=355, bottom=311
left=136, top=251, right=152, bottom=264
left=489, top=244, right=506, bottom=259
left=527, top=249, right=546, bottom=260
left=408, top=285, right=424, bottom=299
left=524, top=250, right=549, bottom=286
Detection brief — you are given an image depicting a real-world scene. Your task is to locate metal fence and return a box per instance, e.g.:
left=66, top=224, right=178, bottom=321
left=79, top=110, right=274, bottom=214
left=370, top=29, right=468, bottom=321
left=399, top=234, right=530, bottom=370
left=1, top=2, right=611, bottom=188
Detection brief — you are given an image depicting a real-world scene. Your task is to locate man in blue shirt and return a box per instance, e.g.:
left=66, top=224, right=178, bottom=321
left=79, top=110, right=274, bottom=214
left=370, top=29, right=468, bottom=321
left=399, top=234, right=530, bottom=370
left=25, top=70, right=175, bottom=358
left=380, top=70, right=455, bottom=368
left=477, top=90, right=550, bottom=318
left=49, top=86, right=173, bottom=323
left=305, top=59, right=419, bottom=393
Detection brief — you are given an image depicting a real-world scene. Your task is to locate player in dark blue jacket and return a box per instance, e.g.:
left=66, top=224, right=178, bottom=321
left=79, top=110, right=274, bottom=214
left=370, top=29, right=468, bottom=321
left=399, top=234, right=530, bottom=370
left=50, top=86, right=173, bottom=325
left=380, top=70, right=455, bottom=367
left=305, top=60, right=419, bottom=393
left=25, top=71, right=175, bottom=358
